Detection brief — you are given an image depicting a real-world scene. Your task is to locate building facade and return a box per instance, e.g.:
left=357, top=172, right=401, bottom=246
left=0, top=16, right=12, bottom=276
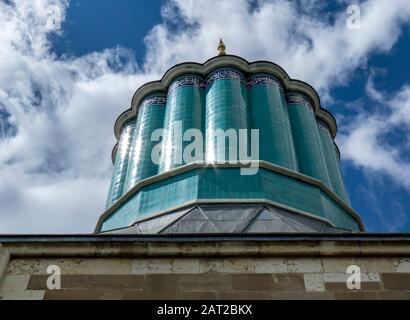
left=3, top=44, right=410, bottom=301
left=1, top=235, right=410, bottom=300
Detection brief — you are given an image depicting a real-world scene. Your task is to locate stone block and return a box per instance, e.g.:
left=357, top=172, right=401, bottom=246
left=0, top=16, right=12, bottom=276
left=231, top=274, right=274, bottom=291
left=323, top=272, right=380, bottom=283
left=0, top=275, right=30, bottom=291
left=219, top=290, right=272, bottom=300
left=199, top=259, right=224, bottom=273
left=0, top=275, right=44, bottom=300
left=223, top=258, right=255, bottom=273
left=377, top=291, right=410, bottom=300
left=254, top=258, right=287, bottom=273
left=6, top=258, right=87, bottom=275
left=180, top=290, right=218, bottom=300
left=271, top=274, right=305, bottom=291
left=333, top=291, right=379, bottom=300
left=381, top=273, right=410, bottom=290
left=393, top=258, right=410, bottom=273
left=44, top=289, right=121, bottom=300
left=304, top=274, right=325, bottom=292
left=177, top=274, right=231, bottom=291
left=354, top=258, right=394, bottom=273
left=131, top=258, right=172, bottom=274
left=27, top=274, right=145, bottom=290
left=122, top=289, right=177, bottom=300
left=270, top=291, right=335, bottom=300
left=325, top=281, right=381, bottom=291
left=1, top=289, right=45, bottom=300
left=321, top=258, right=356, bottom=273
left=145, top=274, right=179, bottom=291
left=84, top=258, right=132, bottom=274
left=172, top=259, right=200, bottom=273
left=286, top=258, right=323, bottom=273
left=322, top=257, right=393, bottom=274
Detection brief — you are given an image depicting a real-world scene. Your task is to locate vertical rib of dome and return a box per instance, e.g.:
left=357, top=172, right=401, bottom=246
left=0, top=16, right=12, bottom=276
left=286, top=92, right=331, bottom=186
left=158, top=75, right=205, bottom=173
left=335, top=144, right=350, bottom=204
left=106, top=120, right=136, bottom=208
left=248, top=73, right=298, bottom=170
left=124, top=94, right=166, bottom=191
left=317, top=119, right=349, bottom=203
left=205, top=68, right=248, bottom=163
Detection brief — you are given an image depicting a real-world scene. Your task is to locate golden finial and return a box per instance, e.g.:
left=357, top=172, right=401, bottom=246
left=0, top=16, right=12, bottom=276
left=218, top=38, right=226, bottom=56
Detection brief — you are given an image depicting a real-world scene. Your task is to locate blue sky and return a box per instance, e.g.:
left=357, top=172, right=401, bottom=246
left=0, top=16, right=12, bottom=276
left=0, top=0, right=410, bottom=233
left=52, top=0, right=163, bottom=60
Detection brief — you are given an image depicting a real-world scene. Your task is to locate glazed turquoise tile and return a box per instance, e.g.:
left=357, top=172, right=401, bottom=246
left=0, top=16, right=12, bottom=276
left=101, top=170, right=199, bottom=231
left=248, top=73, right=298, bottom=170
left=317, top=119, right=350, bottom=204
left=105, top=120, right=136, bottom=208
left=159, top=75, right=204, bottom=172
left=101, top=168, right=360, bottom=231
left=124, top=93, right=166, bottom=191
left=205, top=68, right=248, bottom=163
left=286, top=92, right=331, bottom=186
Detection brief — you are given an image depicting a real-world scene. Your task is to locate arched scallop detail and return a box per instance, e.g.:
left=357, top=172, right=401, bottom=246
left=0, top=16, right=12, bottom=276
left=112, top=56, right=338, bottom=161
left=204, top=68, right=248, bottom=163
left=158, top=74, right=205, bottom=173
left=124, top=93, right=166, bottom=191
left=106, top=119, right=136, bottom=208
left=247, top=73, right=298, bottom=170
left=286, top=92, right=331, bottom=186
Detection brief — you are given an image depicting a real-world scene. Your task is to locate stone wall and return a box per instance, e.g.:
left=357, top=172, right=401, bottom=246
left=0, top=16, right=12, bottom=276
left=1, top=235, right=410, bottom=300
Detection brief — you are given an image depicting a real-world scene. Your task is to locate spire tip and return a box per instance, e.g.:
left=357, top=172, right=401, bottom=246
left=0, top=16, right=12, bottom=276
left=218, top=38, right=226, bottom=56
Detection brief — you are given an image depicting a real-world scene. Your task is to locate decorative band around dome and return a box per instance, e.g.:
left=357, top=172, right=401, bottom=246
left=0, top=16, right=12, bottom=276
left=247, top=73, right=282, bottom=89
left=113, top=55, right=338, bottom=147
left=139, top=94, right=167, bottom=109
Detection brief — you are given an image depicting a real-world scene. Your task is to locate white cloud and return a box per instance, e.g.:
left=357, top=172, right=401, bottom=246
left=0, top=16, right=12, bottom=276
left=0, top=0, right=156, bottom=233
left=339, top=115, right=410, bottom=189
left=1, top=0, right=410, bottom=233
left=144, top=0, right=410, bottom=97
left=338, top=74, right=410, bottom=189
left=355, top=181, right=407, bottom=232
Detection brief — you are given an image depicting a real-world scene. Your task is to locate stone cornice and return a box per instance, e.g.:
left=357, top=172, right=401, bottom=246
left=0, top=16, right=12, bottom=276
left=2, top=235, right=410, bottom=258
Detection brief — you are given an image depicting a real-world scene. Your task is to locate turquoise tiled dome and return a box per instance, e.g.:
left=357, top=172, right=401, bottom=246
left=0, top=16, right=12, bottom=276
left=96, top=55, right=363, bottom=233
